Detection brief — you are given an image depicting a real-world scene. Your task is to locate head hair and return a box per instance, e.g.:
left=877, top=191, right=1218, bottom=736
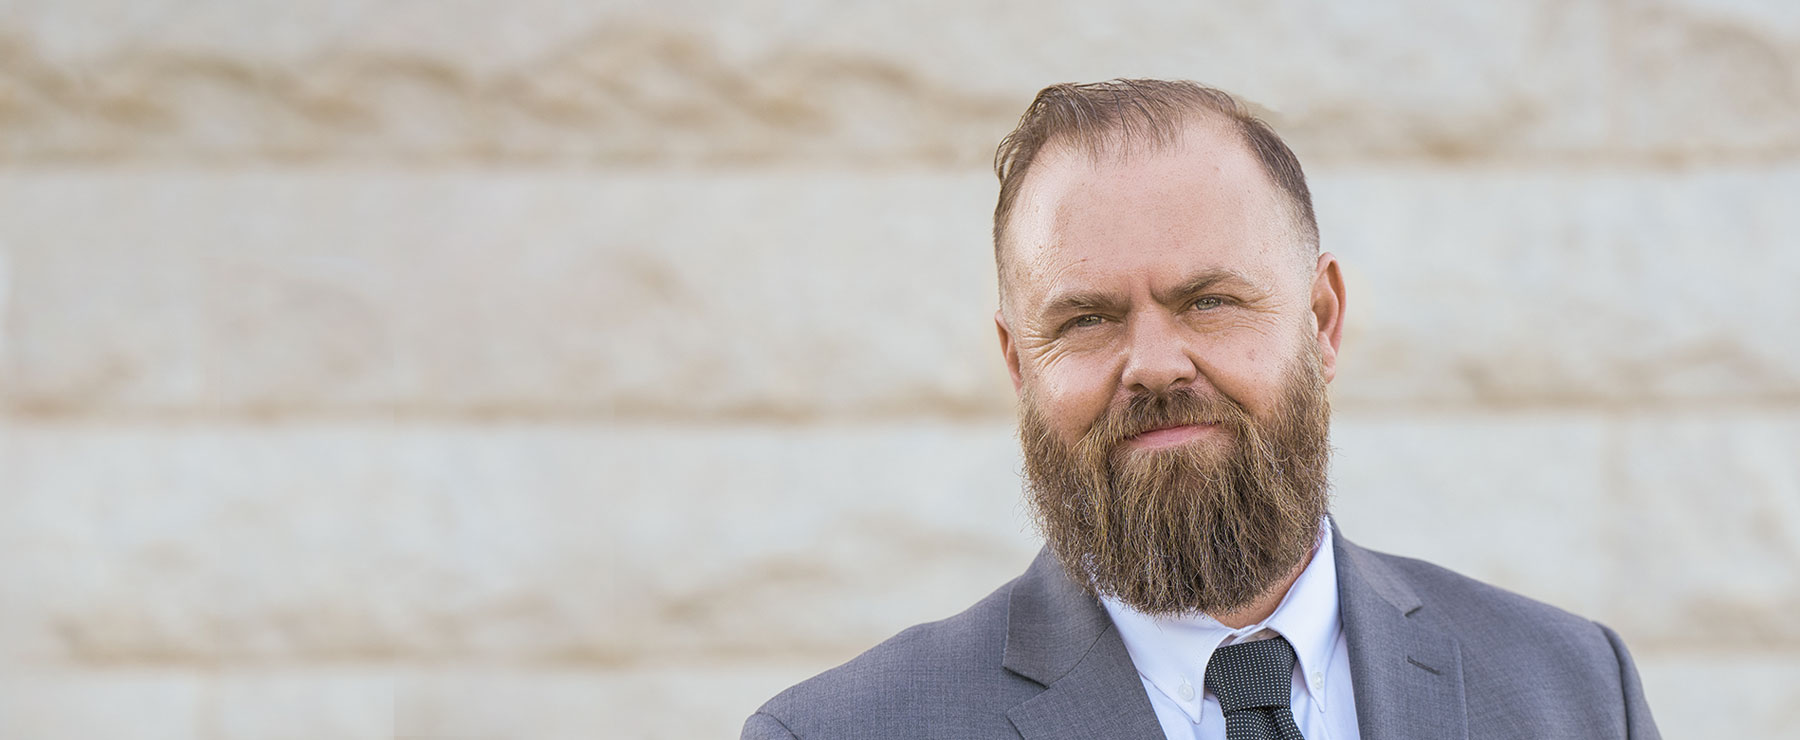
left=992, top=79, right=1318, bottom=282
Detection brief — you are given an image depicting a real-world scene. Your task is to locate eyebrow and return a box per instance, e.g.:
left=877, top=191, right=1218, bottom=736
left=1037, top=267, right=1264, bottom=319
left=1159, top=267, right=1262, bottom=304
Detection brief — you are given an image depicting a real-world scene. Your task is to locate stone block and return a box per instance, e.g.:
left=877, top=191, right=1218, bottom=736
left=0, top=171, right=1006, bottom=418
left=6, top=168, right=1800, bottom=418
left=212, top=671, right=397, bottom=740
left=1320, top=166, right=1800, bottom=407
left=6, top=412, right=1791, bottom=666
left=1613, top=414, right=1800, bottom=650
left=0, top=421, right=1037, bottom=664
left=0, top=671, right=202, bottom=740
left=1613, top=1, right=1800, bottom=160
left=1, top=1, right=1793, bottom=164
left=1329, top=414, right=1623, bottom=619
left=1332, top=411, right=1800, bottom=649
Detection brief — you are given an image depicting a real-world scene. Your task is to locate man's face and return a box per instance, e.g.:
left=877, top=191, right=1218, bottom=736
left=995, top=120, right=1347, bottom=616
left=997, top=121, right=1342, bottom=459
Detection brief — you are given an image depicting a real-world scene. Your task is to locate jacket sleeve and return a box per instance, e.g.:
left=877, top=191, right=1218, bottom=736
left=742, top=710, right=801, bottom=740
left=1598, top=622, right=1662, bottom=740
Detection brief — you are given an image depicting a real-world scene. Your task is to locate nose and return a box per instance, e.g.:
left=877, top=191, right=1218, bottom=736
left=1119, top=310, right=1198, bottom=395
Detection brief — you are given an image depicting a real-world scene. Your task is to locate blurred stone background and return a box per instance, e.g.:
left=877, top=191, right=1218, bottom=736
left=1, top=0, right=1797, bottom=737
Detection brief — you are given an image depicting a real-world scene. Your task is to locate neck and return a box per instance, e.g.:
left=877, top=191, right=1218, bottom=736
left=1207, top=544, right=1316, bottom=629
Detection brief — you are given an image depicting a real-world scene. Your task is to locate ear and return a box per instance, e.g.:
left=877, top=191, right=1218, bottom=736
left=995, top=310, right=1024, bottom=394
left=1310, top=253, right=1347, bottom=382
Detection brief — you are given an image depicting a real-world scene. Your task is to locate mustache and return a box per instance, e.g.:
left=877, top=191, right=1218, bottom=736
left=1083, top=387, right=1255, bottom=449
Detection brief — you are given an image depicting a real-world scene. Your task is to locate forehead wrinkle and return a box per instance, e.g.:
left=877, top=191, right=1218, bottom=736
left=997, top=116, right=1308, bottom=278
left=999, top=120, right=1306, bottom=319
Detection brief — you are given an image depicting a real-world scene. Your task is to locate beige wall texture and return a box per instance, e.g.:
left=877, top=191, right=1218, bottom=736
left=2, top=1, right=1798, bottom=738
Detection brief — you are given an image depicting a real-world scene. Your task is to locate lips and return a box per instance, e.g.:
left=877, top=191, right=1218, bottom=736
left=1126, top=422, right=1217, bottom=449
left=1130, top=420, right=1212, bottom=437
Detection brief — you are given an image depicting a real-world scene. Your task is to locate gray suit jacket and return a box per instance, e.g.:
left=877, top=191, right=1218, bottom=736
left=744, top=526, right=1660, bottom=739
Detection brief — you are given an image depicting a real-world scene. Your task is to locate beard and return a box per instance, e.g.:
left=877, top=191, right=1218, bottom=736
left=1019, top=345, right=1333, bottom=618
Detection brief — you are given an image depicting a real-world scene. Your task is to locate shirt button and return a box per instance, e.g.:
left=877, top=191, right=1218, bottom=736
left=1178, top=682, right=1196, bottom=701
left=1311, top=672, right=1324, bottom=685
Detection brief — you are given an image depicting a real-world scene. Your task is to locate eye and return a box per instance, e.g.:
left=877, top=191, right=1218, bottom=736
left=1059, top=314, right=1106, bottom=333
left=1193, top=296, right=1224, bottom=310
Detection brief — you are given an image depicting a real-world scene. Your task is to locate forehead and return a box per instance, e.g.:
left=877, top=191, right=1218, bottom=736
left=1001, top=122, right=1301, bottom=306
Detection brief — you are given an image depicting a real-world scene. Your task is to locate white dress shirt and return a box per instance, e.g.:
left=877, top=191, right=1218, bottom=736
left=1100, top=520, right=1362, bottom=740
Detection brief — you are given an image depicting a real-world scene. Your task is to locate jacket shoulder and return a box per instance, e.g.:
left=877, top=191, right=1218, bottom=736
left=1355, top=546, right=1654, bottom=733
left=747, top=573, right=1035, bottom=738
left=1365, top=547, right=1611, bottom=642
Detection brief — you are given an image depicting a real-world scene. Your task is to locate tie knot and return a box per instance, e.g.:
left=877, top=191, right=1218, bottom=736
left=1203, top=635, right=1297, bottom=713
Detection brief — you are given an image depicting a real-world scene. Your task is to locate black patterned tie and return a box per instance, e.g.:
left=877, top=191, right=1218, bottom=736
left=1204, top=635, right=1306, bottom=740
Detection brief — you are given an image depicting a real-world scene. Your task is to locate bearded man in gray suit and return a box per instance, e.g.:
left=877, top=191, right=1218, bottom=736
left=743, top=79, right=1661, bottom=740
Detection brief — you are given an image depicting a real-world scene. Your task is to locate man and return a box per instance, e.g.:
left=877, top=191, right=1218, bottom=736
left=743, top=79, right=1660, bottom=739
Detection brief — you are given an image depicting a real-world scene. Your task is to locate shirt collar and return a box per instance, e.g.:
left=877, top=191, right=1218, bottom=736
left=1100, top=519, right=1343, bottom=725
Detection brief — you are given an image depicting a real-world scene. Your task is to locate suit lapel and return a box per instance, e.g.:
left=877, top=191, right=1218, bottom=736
left=1334, top=526, right=1470, bottom=740
left=1002, top=550, right=1165, bottom=740
left=1000, top=528, right=1474, bottom=740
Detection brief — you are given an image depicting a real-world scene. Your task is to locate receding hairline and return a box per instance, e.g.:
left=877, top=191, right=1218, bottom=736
left=999, top=109, right=1301, bottom=242
left=994, top=112, right=1316, bottom=307
left=990, top=80, right=1321, bottom=309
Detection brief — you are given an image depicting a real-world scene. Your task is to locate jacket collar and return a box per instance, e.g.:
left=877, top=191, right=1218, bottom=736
left=1002, top=549, right=1166, bottom=740
left=1000, top=522, right=1471, bottom=740
left=1332, top=520, right=1470, bottom=740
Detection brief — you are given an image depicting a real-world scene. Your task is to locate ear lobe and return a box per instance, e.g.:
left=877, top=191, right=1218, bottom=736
left=1310, top=253, right=1347, bottom=382
left=995, top=310, right=1024, bottom=394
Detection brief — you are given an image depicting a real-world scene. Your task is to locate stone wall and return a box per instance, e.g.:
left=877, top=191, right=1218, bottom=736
left=2, top=1, right=1797, bottom=737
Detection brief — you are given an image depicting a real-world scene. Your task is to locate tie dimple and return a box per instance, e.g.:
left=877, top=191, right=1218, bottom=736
left=1204, top=635, right=1306, bottom=740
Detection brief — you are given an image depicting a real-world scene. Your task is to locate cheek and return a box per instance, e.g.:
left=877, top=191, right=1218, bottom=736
left=1209, top=333, right=1305, bottom=417
left=1027, top=357, right=1120, bottom=440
